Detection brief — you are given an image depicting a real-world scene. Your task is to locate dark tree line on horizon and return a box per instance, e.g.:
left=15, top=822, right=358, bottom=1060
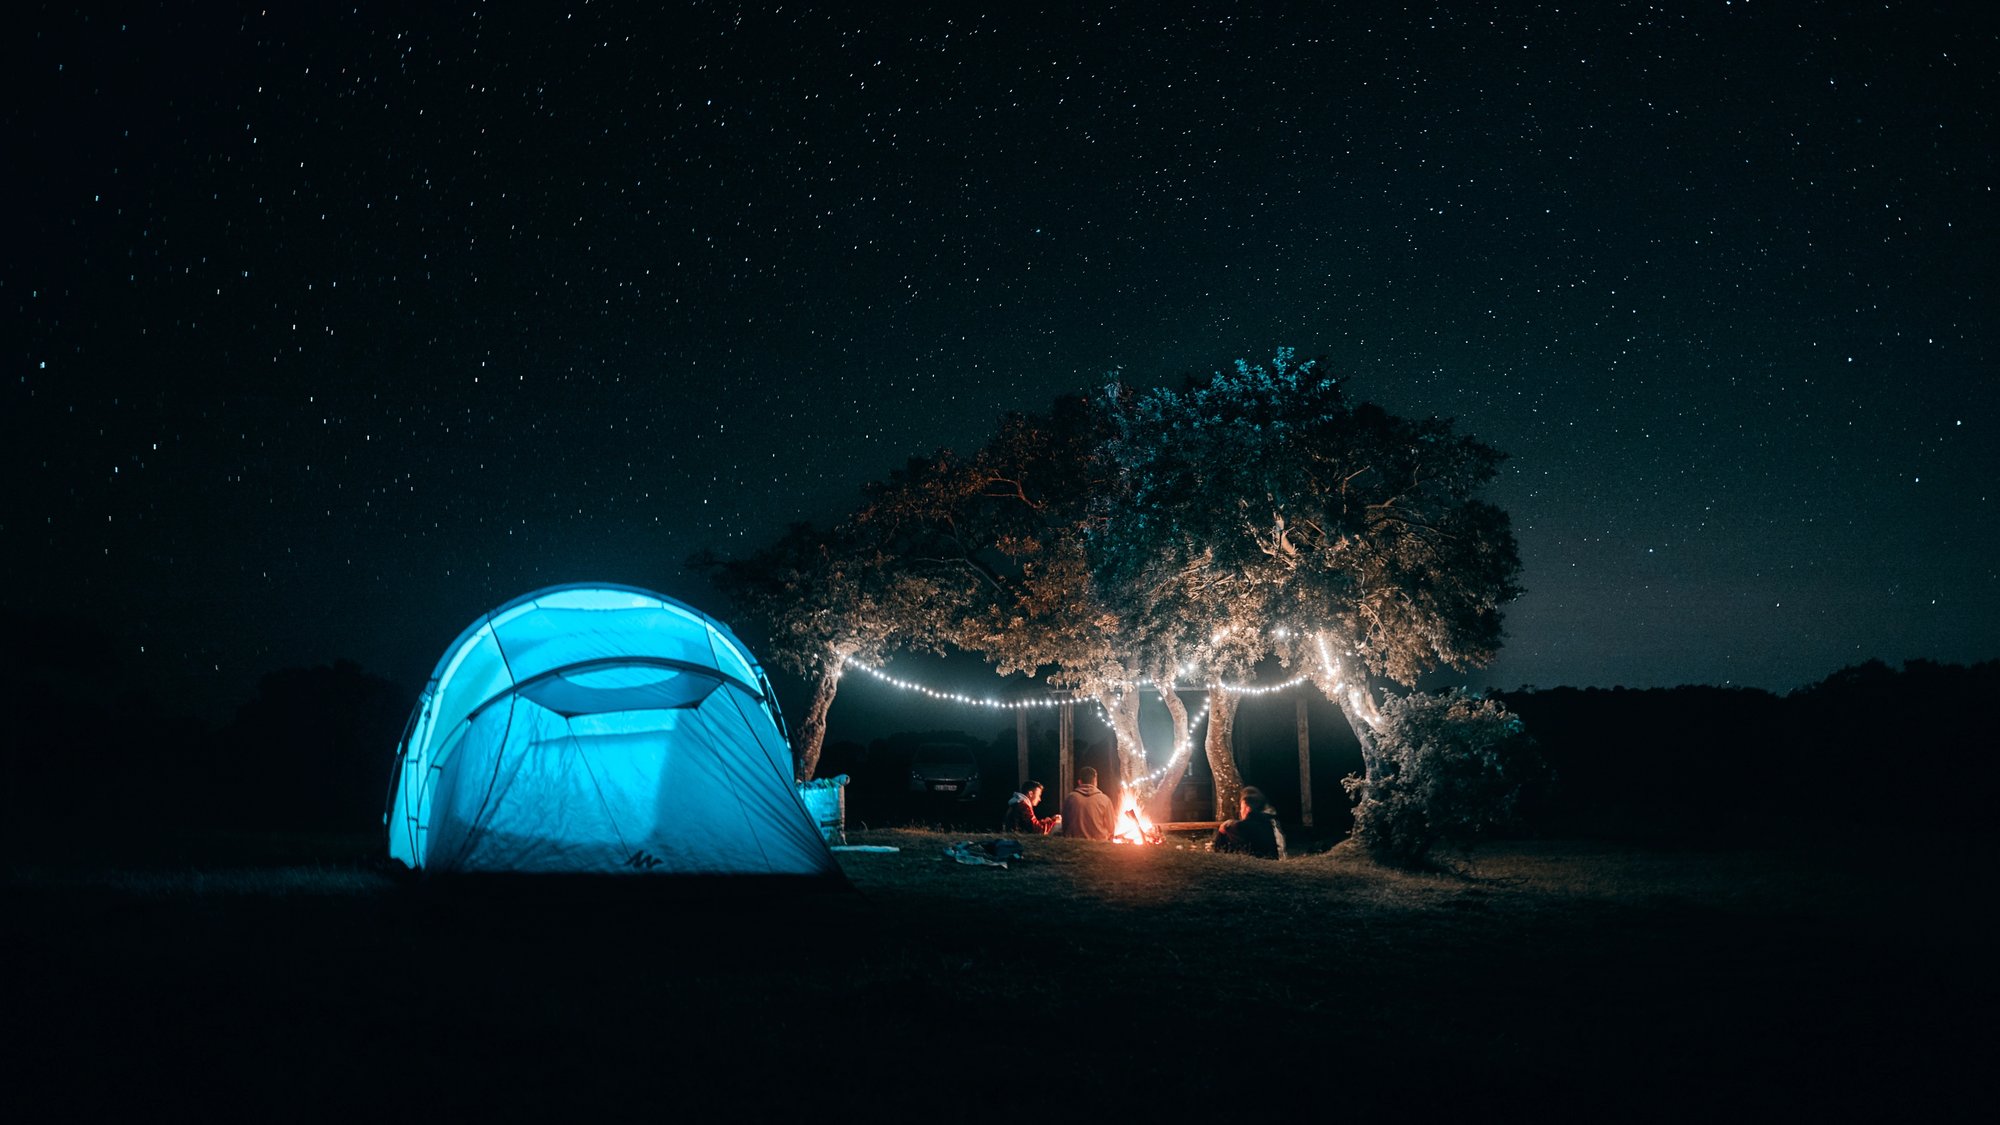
left=1498, top=657, right=1997, bottom=845
left=0, top=608, right=1990, bottom=850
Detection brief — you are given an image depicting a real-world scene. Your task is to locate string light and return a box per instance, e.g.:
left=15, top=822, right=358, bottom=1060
left=846, top=655, right=1241, bottom=794
left=1129, top=672, right=1310, bottom=695
left=845, top=653, right=1315, bottom=709
left=1125, top=696, right=1212, bottom=790
left=841, top=655, right=1076, bottom=709
left=1207, top=673, right=1308, bottom=696
left=844, top=651, right=1319, bottom=781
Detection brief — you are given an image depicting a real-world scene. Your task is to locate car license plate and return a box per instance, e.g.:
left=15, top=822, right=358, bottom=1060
left=935, top=783, right=958, bottom=791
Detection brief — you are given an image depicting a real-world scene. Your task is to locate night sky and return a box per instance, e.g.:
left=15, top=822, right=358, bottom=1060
left=10, top=3, right=1996, bottom=726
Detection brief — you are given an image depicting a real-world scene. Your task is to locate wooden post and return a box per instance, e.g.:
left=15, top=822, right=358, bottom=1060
left=1297, top=693, right=1314, bottom=828
left=1059, top=702, right=1074, bottom=797
left=1016, top=710, right=1030, bottom=788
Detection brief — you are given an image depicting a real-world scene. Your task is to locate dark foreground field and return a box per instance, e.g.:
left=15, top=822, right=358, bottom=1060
left=5, top=829, right=1987, bottom=1121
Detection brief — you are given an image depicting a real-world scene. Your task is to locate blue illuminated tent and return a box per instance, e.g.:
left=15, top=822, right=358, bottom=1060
left=386, top=583, right=837, bottom=877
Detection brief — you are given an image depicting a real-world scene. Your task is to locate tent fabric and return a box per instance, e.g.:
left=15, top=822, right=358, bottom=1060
left=387, top=583, right=836, bottom=877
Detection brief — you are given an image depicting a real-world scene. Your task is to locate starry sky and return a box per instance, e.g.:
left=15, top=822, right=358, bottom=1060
left=10, top=2, right=1997, bottom=724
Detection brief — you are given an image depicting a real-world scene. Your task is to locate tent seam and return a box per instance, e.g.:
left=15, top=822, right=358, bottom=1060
left=568, top=722, right=635, bottom=863
left=446, top=697, right=519, bottom=871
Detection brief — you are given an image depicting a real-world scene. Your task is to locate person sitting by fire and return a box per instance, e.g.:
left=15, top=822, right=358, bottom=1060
left=1212, top=785, right=1286, bottom=860
left=1061, top=766, right=1118, bottom=840
left=1002, top=780, right=1062, bottom=835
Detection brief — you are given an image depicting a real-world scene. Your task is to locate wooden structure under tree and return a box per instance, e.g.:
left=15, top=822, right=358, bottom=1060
left=1059, top=702, right=1074, bottom=797
left=1297, top=693, right=1314, bottom=828
left=1016, top=710, right=1029, bottom=787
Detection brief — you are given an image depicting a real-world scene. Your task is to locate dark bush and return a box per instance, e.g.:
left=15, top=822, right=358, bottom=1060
left=1346, top=689, right=1538, bottom=866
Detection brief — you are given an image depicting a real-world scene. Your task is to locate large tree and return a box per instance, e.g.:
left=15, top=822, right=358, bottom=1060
left=1104, top=349, right=1523, bottom=816
left=705, top=351, right=1521, bottom=822
left=692, top=520, right=962, bottom=782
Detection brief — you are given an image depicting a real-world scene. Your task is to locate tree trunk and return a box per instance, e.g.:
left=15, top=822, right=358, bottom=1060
left=1105, top=689, right=1147, bottom=802
left=793, top=665, right=841, bottom=783
left=1145, top=685, right=1193, bottom=820
left=1205, top=688, right=1244, bottom=819
left=1324, top=680, right=1386, bottom=794
left=1312, top=632, right=1387, bottom=819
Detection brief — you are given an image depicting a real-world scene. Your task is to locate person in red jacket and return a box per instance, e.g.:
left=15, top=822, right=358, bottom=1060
left=1002, top=780, right=1061, bottom=834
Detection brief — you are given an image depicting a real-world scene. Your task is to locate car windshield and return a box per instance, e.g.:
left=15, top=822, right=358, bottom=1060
left=913, top=747, right=974, bottom=767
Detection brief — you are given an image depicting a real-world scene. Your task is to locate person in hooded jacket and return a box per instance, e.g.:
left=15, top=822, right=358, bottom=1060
left=1212, top=785, right=1286, bottom=859
left=1002, top=780, right=1061, bottom=835
left=1061, top=766, right=1118, bottom=840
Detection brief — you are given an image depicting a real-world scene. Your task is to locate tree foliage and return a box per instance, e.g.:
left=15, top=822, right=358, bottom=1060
left=693, top=520, right=960, bottom=677
left=850, top=396, right=1127, bottom=694
left=1103, top=348, right=1521, bottom=688
left=691, top=520, right=966, bottom=780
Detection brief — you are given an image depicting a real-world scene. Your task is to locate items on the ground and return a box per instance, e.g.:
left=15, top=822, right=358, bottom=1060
left=944, top=839, right=1024, bottom=868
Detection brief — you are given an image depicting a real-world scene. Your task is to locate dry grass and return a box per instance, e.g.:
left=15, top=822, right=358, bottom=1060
left=4, top=828, right=1986, bottom=1121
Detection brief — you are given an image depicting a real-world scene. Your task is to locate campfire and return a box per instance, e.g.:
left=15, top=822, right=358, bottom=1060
left=1111, top=790, right=1164, bottom=845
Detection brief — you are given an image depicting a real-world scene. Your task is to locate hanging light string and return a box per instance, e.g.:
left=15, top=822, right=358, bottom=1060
left=1138, top=672, right=1310, bottom=696
left=1315, top=632, right=1343, bottom=690
left=1081, top=691, right=1211, bottom=791
left=1126, top=694, right=1212, bottom=790
left=840, top=654, right=1075, bottom=709
left=843, top=654, right=1311, bottom=707
left=1316, top=630, right=1385, bottom=730
left=846, top=655, right=1225, bottom=793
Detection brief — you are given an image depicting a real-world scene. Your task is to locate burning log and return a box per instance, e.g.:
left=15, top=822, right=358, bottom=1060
left=1112, top=792, right=1164, bottom=845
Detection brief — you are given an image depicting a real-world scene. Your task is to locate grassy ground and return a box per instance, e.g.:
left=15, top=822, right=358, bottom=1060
left=4, top=827, right=1986, bottom=1121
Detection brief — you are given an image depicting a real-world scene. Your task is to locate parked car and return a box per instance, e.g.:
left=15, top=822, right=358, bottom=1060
left=908, top=742, right=982, bottom=800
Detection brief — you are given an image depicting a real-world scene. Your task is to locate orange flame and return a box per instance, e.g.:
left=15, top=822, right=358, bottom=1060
left=1112, top=790, right=1164, bottom=845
